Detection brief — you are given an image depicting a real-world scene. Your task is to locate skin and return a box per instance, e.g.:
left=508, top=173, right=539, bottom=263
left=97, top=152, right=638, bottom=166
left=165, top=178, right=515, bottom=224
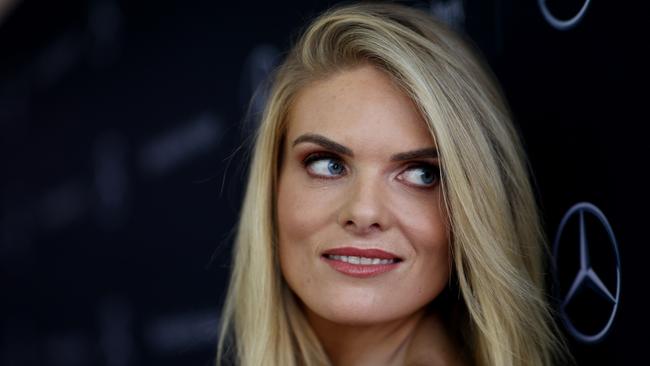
left=277, top=64, right=462, bottom=365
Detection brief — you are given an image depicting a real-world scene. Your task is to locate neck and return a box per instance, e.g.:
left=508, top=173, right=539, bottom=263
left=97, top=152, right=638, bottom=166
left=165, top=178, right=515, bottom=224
left=306, top=308, right=426, bottom=366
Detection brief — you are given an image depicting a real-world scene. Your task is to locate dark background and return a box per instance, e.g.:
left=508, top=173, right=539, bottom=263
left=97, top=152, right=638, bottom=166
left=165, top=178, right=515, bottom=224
left=1, top=0, right=646, bottom=365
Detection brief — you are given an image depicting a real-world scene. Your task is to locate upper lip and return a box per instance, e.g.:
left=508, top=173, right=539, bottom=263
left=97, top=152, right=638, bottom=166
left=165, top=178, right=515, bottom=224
left=322, top=247, right=402, bottom=260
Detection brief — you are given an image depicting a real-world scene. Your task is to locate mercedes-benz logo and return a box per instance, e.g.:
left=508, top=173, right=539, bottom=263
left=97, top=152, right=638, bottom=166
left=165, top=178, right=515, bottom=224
left=538, top=0, right=592, bottom=31
left=552, top=202, right=621, bottom=343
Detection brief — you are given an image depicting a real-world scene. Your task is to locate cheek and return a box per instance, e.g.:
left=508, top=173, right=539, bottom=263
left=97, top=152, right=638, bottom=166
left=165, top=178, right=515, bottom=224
left=393, top=190, right=451, bottom=290
left=276, top=170, right=339, bottom=285
left=396, top=189, right=449, bottom=253
left=277, top=175, right=334, bottom=245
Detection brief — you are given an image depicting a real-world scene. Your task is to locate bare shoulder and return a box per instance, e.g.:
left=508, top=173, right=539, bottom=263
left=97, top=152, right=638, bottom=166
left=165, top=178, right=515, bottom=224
left=404, top=312, right=470, bottom=366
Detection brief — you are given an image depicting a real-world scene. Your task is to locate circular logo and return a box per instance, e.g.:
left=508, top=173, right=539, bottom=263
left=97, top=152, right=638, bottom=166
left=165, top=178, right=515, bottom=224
left=538, top=0, right=592, bottom=30
left=552, top=202, right=621, bottom=343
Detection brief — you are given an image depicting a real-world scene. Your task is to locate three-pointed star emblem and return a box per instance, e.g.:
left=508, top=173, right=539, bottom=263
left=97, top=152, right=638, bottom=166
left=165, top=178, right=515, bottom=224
left=552, top=202, right=621, bottom=343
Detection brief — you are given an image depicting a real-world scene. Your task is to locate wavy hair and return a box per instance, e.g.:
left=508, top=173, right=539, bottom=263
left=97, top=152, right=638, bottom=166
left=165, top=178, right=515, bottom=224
left=217, top=2, right=570, bottom=365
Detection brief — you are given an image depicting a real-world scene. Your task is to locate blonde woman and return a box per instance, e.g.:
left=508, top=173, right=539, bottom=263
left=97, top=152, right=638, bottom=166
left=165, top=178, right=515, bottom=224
left=217, top=2, right=571, bottom=365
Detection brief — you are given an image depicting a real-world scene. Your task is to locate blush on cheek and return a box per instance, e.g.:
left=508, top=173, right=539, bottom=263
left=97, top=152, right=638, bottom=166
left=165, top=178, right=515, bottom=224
left=279, top=205, right=315, bottom=245
left=279, top=179, right=339, bottom=243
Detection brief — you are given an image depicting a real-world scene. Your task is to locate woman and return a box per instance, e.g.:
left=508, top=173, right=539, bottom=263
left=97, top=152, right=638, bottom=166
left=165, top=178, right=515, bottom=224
left=217, top=2, right=570, bottom=365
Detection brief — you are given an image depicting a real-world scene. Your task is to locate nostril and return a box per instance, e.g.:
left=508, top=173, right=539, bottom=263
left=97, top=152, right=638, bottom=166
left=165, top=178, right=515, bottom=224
left=338, top=202, right=387, bottom=233
left=345, top=220, right=381, bottom=229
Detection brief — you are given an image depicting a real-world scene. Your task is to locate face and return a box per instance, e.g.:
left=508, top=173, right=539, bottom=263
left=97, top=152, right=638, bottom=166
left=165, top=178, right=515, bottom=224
left=277, top=64, right=450, bottom=326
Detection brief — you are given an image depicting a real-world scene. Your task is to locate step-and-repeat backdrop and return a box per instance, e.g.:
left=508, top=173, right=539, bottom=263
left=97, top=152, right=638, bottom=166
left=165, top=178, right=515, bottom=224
left=1, top=0, right=646, bottom=365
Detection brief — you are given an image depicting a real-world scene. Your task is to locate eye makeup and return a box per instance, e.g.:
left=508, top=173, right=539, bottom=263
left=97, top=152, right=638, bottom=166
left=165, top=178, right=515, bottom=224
left=397, top=162, right=440, bottom=189
left=300, top=149, right=441, bottom=190
left=303, top=152, right=348, bottom=178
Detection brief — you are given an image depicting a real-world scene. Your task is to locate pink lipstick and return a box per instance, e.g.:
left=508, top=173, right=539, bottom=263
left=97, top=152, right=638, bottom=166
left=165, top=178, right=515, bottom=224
left=321, top=247, right=402, bottom=278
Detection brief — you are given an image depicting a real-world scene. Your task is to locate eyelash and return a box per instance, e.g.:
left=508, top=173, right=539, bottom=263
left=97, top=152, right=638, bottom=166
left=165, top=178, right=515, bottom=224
left=397, top=162, right=441, bottom=189
left=302, top=153, right=346, bottom=179
left=301, top=152, right=441, bottom=189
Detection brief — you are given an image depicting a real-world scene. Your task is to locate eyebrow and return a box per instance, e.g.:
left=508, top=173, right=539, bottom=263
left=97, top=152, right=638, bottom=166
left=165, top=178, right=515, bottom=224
left=292, top=133, right=353, bottom=156
left=292, top=133, right=438, bottom=161
left=390, top=147, right=438, bottom=161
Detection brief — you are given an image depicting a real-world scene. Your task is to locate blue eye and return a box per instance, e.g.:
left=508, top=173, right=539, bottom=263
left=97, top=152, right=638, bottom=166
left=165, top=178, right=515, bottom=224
left=304, top=155, right=346, bottom=177
left=399, top=164, right=439, bottom=187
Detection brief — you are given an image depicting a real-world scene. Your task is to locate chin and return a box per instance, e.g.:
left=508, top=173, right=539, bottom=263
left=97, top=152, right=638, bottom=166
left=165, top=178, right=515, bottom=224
left=304, top=294, right=419, bottom=326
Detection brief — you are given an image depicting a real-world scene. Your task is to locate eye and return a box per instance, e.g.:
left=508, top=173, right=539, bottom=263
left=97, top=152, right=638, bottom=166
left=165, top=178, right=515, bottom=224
left=398, top=163, right=440, bottom=188
left=303, top=153, right=347, bottom=178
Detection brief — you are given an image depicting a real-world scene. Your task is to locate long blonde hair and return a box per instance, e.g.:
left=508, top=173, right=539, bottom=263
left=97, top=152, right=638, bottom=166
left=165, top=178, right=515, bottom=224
left=217, top=2, right=570, bottom=365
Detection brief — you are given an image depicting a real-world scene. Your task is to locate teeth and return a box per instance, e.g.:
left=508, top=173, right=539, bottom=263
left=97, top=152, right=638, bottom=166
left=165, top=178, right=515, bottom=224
left=327, top=255, right=396, bottom=265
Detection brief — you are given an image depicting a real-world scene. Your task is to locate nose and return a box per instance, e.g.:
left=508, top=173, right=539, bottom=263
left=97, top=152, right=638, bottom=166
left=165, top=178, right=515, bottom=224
left=337, top=172, right=390, bottom=235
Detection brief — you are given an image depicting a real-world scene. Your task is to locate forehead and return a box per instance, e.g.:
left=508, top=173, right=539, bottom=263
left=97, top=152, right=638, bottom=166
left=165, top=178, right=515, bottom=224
left=286, top=64, right=435, bottom=151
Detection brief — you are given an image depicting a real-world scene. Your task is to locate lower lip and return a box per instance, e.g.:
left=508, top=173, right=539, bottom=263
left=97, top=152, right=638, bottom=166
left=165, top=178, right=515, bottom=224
left=321, top=256, right=400, bottom=278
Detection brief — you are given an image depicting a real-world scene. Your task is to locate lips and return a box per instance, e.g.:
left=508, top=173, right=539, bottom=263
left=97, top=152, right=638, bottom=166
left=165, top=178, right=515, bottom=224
left=322, top=247, right=402, bottom=260
left=321, top=246, right=402, bottom=278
